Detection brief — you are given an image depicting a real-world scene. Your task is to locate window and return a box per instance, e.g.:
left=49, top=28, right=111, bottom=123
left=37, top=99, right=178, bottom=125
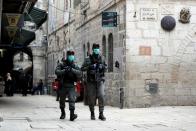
left=65, top=0, right=68, bottom=10
left=83, top=44, right=86, bottom=59
left=87, top=42, right=90, bottom=56
left=74, top=0, right=81, bottom=8
left=108, top=33, right=113, bottom=72
left=102, top=35, right=106, bottom=57
left=56, top=36, right=60, bottom=45
left=80, top=0, right=89, bottom=9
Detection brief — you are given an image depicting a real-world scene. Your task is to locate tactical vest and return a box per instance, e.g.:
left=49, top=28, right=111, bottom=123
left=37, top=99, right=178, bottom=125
left=87, top=55, right=105, bottom=82
left=62, top=61, right=77, bottom=83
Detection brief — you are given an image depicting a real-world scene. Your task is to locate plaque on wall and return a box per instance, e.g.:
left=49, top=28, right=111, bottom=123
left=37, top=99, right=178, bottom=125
left=140, top=8, right=157, bottom=21
left=161, top=16, right=176, bottom=31
left=139, top=46, right=151, bottom=56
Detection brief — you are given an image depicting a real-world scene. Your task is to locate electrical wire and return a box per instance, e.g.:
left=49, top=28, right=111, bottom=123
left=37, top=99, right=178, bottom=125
left=37, top=1, right=84, bottom=15
left=36, top=0, right=118, bottom=16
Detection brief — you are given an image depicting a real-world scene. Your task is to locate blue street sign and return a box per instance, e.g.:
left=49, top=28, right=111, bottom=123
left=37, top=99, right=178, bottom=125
left=102, top=12, right=117, bottom=27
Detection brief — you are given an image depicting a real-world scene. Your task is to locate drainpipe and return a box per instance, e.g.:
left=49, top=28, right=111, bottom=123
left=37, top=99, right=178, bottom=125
left=0, top=0, right=3, bottom=43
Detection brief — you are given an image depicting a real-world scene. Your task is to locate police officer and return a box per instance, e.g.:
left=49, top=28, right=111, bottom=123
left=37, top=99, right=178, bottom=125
left=82, top=43, right=107, bottom=121
left=55, top=50, right=82, bottom=121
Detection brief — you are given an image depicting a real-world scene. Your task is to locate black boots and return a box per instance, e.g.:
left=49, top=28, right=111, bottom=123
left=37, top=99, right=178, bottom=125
left=60, top=109, right=77, bottom=121
left=70, top=110, right=77, bottom=121
left=90, top=111, right=106, bottom=121
left=60, top=108, right=65, bottom=119
left=98, top=112, right=106, bottom=121
left=91, top=111, right=95, bottom=120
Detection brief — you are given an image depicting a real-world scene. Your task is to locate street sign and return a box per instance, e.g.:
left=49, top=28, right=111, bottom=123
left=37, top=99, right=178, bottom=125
left=5, top=26, right=19, bottom=39
left=102, top=12, right=117, bottom=27
left=3, top=13, right=24, bottom=27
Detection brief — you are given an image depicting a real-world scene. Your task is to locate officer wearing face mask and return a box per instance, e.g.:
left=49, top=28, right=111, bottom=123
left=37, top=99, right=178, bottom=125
left=55, top=50, right=82, bottom=121
left=82, top=43, right=107, bottom=121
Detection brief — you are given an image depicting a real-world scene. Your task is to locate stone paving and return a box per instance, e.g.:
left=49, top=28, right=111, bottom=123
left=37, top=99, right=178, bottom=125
left=0, top=94, right=196, bottom=131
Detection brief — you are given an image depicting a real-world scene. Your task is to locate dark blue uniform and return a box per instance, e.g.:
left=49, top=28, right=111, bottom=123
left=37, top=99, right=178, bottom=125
left=55, top=59, right=81, bottom=121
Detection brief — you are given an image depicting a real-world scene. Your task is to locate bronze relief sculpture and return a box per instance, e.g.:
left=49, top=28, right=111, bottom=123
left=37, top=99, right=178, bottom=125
left=179, top=8, right=191, bottom=23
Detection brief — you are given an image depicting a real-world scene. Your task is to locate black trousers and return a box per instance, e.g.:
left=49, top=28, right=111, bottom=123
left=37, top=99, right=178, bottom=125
left=86, top=81, right=105, bottom=112
left=59, top=87, right=76, bottom=110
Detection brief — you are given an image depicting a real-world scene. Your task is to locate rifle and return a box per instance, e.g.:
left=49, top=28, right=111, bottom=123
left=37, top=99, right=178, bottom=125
left=81, top=71, right=89, bottom=105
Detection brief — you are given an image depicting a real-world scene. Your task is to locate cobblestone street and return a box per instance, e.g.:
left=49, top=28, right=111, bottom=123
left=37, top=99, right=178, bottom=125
left=0, top=95, right=195, bottom=131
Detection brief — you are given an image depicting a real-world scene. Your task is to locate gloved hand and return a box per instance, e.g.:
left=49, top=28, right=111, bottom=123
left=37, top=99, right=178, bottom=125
left=63, top=66, right=71, bottom=72
left=90, top=64, right=97, bottom=70
left=98, top=64, right=104, bottom=70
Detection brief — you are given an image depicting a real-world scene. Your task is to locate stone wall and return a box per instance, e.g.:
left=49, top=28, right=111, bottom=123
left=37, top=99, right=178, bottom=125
left=73, top=0, right=126, bottom=107
left=47, top=0, right=126, bottom=106
left=47, top=26, right=69, bottom=94
left=126, top=0, right=196, bottom=108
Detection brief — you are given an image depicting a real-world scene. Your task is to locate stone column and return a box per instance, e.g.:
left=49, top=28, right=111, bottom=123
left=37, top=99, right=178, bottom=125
left=31, top=46, right=46, bottom=85
left=0, top=0, right=3, bottom=42
left=30, top=0, right=48, bottom=93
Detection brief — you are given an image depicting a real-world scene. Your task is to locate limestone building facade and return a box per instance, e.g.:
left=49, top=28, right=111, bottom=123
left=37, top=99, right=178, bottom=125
left=126, top=0, right=196, bottom=107
left=47, top=0, right=126, bottom=105
left=47, top=0, right=196, bottom=108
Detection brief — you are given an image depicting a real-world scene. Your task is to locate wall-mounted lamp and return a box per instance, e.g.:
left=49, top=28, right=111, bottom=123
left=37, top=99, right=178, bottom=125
left=115, top=61, right=120, bottom=68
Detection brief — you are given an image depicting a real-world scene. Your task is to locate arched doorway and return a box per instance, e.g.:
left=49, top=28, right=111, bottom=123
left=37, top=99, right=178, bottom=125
left=102, top=35, right=106, bottom=57
left=0, top=47, right=33, bottom=77
left=87, top=42, right=90, bottom=56
left=108, top=33, right=113, bottom=72
left=13, top=51, right=33, bottom=93
left=83, top=44, right=86, bottom=60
